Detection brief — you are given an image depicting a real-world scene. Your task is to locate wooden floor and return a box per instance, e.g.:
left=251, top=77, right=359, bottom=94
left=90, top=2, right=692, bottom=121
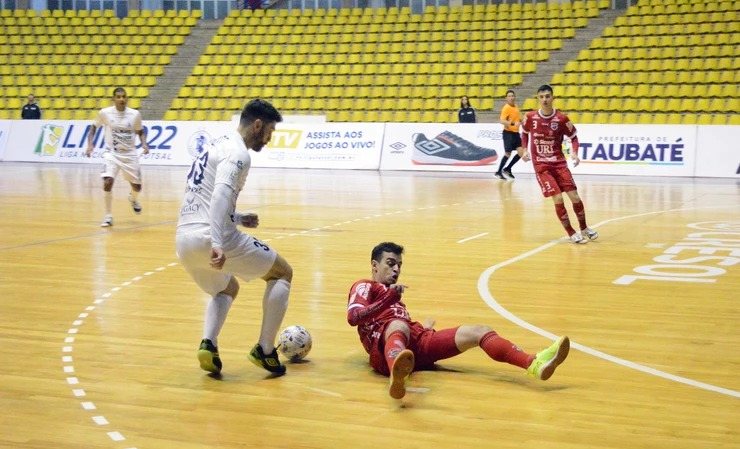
left=0, top=162, right=737, bottom=449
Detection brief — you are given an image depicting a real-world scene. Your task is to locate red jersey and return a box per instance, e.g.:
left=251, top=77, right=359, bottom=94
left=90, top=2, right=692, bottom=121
left=347, top=279, right=412, bottom=354
left=521, top=109, right=577, bottom=171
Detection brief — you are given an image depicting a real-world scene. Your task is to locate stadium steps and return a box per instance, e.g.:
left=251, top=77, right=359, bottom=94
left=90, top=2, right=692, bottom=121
left=518, top=8, right=624, bottom=102
left=139, top=19, right=222, bottom=120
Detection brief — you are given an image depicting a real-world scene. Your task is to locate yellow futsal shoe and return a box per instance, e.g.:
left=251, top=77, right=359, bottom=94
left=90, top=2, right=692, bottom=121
left=197, top=339, right=222, bottom=374
left=527, top=336, right=570, bottom=381
left=389, top=349, right=415, bottom=399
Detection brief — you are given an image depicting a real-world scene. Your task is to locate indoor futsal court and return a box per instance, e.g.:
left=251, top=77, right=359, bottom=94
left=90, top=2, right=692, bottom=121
left=0, top=161, right=737, bottom=449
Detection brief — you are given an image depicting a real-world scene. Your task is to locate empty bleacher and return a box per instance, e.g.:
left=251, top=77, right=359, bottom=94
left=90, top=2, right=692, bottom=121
left=545, top=0, right=739, bottom=125
left=0, top=8, right=199, bottom=120
left=165, top=1, right=606, bottom=122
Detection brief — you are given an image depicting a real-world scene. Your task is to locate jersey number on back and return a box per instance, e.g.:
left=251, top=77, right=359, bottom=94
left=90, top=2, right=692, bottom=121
left=187, top=150, right=209, bottom=186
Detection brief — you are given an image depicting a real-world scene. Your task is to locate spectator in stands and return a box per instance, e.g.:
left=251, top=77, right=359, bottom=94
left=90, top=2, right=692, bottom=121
left=457, top=96, right=477, bottom=123
left=495, top=90, right=523, bottom=180
left=21, top=95, right=41, bottom=120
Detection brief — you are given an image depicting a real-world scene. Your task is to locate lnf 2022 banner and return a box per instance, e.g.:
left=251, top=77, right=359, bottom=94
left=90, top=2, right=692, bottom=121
left=1, top=120, right=384, bottom=170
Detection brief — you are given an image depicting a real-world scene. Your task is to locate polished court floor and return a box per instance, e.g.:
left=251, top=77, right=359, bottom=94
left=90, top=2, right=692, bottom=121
left=0, top=162, right=737, bottom=449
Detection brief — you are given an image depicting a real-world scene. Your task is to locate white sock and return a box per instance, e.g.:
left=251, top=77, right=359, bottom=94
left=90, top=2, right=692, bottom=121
left=203, top=293, right=234, bottom=347
left=104, top=191, right=112, bottom=216
left=259, top=279, right=290, bottom=353
left=129, top=189, right=139, bottom=201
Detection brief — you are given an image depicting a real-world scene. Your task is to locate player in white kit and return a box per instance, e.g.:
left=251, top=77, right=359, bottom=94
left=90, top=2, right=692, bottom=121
left=85, top=87, right=150, bottom=227
left=176, top=99, right=293, bottom=376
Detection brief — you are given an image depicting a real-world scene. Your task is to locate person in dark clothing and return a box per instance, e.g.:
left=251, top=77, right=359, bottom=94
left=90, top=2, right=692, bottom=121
left=21, top=95, right=41, bottom=120
left=457, top=96, right=477, bottom=123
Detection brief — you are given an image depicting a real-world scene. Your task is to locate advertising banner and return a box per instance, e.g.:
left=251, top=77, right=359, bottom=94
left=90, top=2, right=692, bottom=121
left=2, top=120, right=233, bottom=166
left=694, top=125, right=739, bottom=178
left=250, top=122, right=384, bottom=169
left=574, top=124, right=698, bottom=177
left=380, top=123, right=700, bottom=177
left=3, top=120, right=383, bottom=170
left=380, top=123, right=504, bottom=172
left=0, top=120, right=10, bottom=161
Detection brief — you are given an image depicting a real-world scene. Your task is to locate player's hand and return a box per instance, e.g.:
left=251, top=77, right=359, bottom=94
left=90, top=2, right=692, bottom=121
left=141, top=144, right=150, bottom=155
left=85, top=146, right=93, bottom=158
left=210, top=247, right=226, bottom=270
left=390, top=284, right=408, bottom=295
left=240, top=213, right=259, bottom=228
left=571, top=153, right=581, bottom=167
left=422, top=318, right=435, bottom=329
left=521, top=151, right=531, bottom=162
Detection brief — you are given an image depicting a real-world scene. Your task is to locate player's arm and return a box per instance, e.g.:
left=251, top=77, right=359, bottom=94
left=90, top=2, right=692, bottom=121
left=135, top=113, right=149, bottom=154
left=208, top=183, right=235, bottom=270
left=566, top=120, right=580, bottom=167
left=86, top=112, right=103, bottom=157
left=347, top=282, right=403, bottom=326
left=519, top=115, right=531, bottom=161
left=209, top=153, right=245, bottom=269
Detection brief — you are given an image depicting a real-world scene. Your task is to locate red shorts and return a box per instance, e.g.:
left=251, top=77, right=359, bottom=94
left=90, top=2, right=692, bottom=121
left=368, top=321, right=461, bottom=376
left=535, top=166, right=577, bottom=197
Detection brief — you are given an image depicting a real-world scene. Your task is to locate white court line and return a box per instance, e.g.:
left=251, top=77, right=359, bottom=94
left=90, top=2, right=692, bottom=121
left=457, top=232, right=488, bottom=244
left=478, top=207, right=740, bottom=398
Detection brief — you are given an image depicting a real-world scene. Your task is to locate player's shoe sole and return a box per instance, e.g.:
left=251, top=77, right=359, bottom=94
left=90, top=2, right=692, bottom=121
left=197, top=339, right=222, bottom=374
left=389, top=349, right=414, bottom=399
left=527, top=336, right=570, bottom=381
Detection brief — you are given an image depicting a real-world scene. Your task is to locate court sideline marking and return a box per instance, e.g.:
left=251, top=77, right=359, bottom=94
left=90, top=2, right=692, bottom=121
left=478, top=207, right=740, bottom=399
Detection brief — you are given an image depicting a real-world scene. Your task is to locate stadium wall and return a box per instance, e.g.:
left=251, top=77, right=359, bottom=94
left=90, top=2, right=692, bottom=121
left=0, top=120, right=737, bottom=178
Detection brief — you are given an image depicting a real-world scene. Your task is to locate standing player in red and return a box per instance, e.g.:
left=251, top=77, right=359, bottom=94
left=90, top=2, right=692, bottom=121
left=519, top=84, right=598, bottom=243
left=347, top=242, right=570, bottom=400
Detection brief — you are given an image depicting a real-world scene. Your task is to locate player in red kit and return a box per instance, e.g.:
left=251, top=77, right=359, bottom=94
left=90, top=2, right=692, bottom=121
left=519, top=85, right=599, bottom=244
left=347, top=242, right=570, bottom=400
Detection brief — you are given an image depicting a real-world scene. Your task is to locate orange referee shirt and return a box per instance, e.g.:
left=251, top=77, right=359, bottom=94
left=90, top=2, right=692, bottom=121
left=500, top=104, right=521, bottom=133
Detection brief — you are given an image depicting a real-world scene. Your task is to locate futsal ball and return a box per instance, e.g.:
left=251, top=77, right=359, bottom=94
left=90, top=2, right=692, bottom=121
left=278, top=325, right=312, bottom=362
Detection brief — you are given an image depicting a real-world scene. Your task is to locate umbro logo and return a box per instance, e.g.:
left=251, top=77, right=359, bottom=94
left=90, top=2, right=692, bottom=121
left=414, top=138, right=451, bottom=155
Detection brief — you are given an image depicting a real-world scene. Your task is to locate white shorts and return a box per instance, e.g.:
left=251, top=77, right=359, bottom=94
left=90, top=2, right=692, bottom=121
left=175, top=229, right=278, bottom=296
left=101, top=151, right=142, bottom=184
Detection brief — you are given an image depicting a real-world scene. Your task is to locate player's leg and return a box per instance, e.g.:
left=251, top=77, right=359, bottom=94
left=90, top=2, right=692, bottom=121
left=565, top=189, right=598, bottom=240
left=198, top=276, right=239, bottom=375
left=421, top=325, right=569, bottom=380
left=226, top=236, right=289, bottom=375
left=460, top=325, right=535, bottom=368
left=119, top=157, right=143, bottom=214
left=384, top=321, right=414, bottom=399
left=503, top=134, right=523, bottom=176
left=535, top=170, right=579, bottom=241
left=100, top=154, right=118, bottom=226
left=495, top=151, right=511, bottom=180
left=496, top=132, right=513, bottom=179
left=176, top=230, right=233, bottom=374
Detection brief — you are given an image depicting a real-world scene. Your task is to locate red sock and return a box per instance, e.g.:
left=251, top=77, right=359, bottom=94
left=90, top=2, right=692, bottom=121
left=385, top=330, right=409, bottom=370
left=480, top=331, right=535, bottom=370
left=572, top=200, right=588, bottom=230
left=554, top=202, right=576, bottom=236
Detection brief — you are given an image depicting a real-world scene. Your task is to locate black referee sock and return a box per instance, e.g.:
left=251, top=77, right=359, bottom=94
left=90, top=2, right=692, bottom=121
left=505, top=154, right=521, bottom=171
left=497, top=155, right=509, bottom=174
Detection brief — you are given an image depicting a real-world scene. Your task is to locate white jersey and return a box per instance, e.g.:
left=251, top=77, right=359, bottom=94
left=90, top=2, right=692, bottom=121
left=177, top=131, right=251, bottom=246
left=94, top=106, right=143, bottom=155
